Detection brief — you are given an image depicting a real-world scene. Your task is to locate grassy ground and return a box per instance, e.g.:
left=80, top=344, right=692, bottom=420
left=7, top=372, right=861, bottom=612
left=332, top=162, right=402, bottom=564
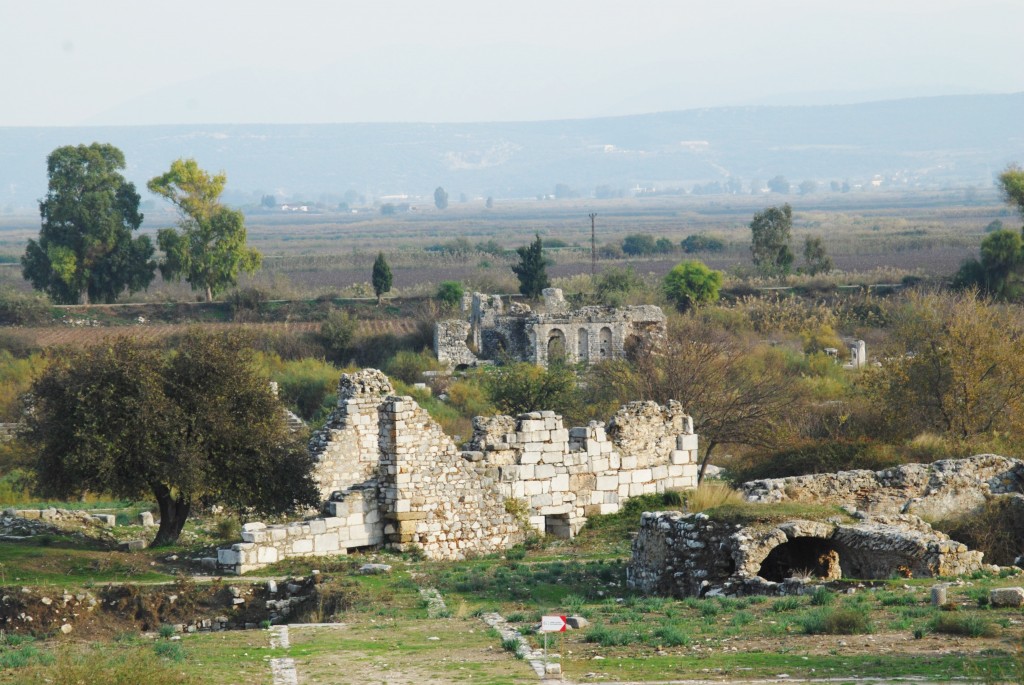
left=2, top=496, right=1022, bottom=682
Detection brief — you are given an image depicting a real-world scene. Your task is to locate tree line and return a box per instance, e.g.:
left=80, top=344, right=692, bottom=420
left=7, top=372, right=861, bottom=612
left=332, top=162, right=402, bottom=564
left=23, top=143, right=261, bottom=305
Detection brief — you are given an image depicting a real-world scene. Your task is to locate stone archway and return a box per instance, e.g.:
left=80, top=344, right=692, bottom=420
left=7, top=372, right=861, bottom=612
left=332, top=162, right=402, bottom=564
left=757, top=537, right=842, bottom=582
left=599, top=327, right=613, bottom=358
left=548, top=329, right=566, bottom=362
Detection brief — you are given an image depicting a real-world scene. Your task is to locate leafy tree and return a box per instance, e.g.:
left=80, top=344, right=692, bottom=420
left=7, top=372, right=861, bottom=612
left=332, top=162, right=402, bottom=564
left=621, top=234, right=657, bottom=256
left=654, top=237, right=675, bottom=254
left=585, top=319, right=799, bottom=483
left=22, top=143, right=155, bottom=304
left=999, top=163, right=1024, bottom=224
left=485, top=196, right=494, bottom=209
left=799, top=180, right=817, bottom=195
left=595, top=267, right=642, bottom=306
left=802, top=236, right=833, bottom=276
left=511, top=234, right=550, bottom=299
left=320, top=309, right=358, bottom=362
left=147, top=159, right=261, bottom=302
left=750, top=204, right=795, bottom=278
left=380, top=203, right=396, bottom=216
left=767, top=175, right=790, bottom=194
left=25, top=332, right=319, bottom=546
left=485, top=360, right=577, bottom=417
left=953, top=229, right=1023, bottom=299
left=260, top=194, right=276, bottom=209
left=436, top=281, right=464, bottom=308
left=662, top=260, right=722, bottom=312
left=434, top=186, right=449, bottom=210
left=372, top=252, right=392, bottom=304
left=680, top=234, right=725, bottom=253
left=871, top=290, right=1024, bottom=444
left=985, top=219, right=1004, bottom=233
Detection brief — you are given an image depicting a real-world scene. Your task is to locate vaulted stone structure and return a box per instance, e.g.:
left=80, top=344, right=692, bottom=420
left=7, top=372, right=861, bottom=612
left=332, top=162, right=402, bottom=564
left=435, top=290, right=666, bottom=368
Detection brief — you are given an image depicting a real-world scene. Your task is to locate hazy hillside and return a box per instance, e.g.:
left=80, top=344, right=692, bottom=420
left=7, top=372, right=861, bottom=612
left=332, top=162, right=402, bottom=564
left=1, top=93, right=1021, bottom=211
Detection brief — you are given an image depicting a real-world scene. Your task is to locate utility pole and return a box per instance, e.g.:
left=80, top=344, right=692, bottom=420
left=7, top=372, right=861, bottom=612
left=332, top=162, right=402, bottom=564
left=589, top=212, right=597, bottom=280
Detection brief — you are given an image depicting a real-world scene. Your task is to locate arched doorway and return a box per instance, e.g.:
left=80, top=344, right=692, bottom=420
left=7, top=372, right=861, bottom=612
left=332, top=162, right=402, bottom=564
left=599, top=327, right=613, bottom=358
left=547, top=329, right=566, bottom=362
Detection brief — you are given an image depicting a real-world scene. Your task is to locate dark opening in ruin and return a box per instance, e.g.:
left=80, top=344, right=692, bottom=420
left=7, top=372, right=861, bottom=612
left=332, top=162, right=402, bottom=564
left=545, top=513, right=572, bottom=539
left=757, top=537, right=842, bottom=582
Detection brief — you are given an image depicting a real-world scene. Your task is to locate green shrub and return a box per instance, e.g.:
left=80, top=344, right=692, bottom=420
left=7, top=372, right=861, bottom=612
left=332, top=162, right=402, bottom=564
left=0, top=288, right=50, bottom=325
left=500, top=637, right=520, bottom=655
left=320, top=309, right=358, bottom=361
left=798, top=606, right=872, bottom=635
left=384, top=350, right=443, bottom=385
left=928, top=612, right=999, bottom=638
left=651, top=625, right=690, bottom=647
left=153, top=641, right=185, bottom=663
left=585, top=624, right=637, bottom=647
left=436, top=281, right=465, bottom=308
left=770, top=596, right=803, bottom=612
left=681, top=234, right=726, bottom=254
left=227, top=287, right=269, bottom=321
left=158, top=624, right=176, bottom=639
left=215, top=518, right=240, bottom=541
left=258, top=354, right=339, bottom=422
left=810, top=587, right=836, bottom=606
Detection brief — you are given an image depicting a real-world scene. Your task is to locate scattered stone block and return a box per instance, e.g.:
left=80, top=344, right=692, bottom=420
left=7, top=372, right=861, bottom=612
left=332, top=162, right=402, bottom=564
left=566, top=616, right=589, bottom=629
left=359, top=563, right=392, bottom=575
left=119, top=540, right=146, bottom=552
left=138, top=511, right=155, bottom=527
left=990, top=587, right=1024, bottom=608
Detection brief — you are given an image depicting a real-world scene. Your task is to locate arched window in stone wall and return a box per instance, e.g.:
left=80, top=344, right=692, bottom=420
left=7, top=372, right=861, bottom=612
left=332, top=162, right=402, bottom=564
left=548, top=329, right=566, bottom=362
left=577, top=328, right=589, bottom=362
left=599, top=327, right=613, bottom=358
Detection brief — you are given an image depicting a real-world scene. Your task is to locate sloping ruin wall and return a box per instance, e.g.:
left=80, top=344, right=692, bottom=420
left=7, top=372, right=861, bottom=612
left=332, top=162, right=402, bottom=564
left=218, top=369, right=700, bottom=573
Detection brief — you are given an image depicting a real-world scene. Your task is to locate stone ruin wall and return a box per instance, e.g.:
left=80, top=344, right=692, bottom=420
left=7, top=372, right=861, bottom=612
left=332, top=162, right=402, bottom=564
left=218, top=368, right=700, bottom=573
left=628, top=511, right=985, bottom=598
left=627, top=455, right=1024, bottom=598
left=435, top=291, right=666, bottom=368
left=740, top=454, right=1024, bottom=520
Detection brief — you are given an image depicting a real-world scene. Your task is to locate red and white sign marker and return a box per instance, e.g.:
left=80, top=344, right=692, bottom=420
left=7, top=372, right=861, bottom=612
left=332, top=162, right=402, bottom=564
left=540, top=615, right=567, bottom=633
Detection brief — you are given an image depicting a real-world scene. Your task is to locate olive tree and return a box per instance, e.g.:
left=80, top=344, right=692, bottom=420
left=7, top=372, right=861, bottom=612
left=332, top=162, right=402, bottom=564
left=25, top=331, right=319, bottom=546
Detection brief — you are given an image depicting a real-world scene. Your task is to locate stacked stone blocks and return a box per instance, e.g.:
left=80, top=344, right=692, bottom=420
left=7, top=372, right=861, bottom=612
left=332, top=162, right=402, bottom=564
left=217, top=369, right=700, bottom=573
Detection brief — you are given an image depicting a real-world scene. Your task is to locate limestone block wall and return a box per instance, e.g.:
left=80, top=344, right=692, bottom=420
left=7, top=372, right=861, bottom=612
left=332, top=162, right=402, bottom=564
left=307, top=370, right=394, bottom=500
left=217, top=369, right=701, bottom=573
left=216, top=487, right=385, bottom=573
left=470, top=400, right=700, bottom=538
left=378, top=397, right=522, bottom=559
left=434, top=320, right=477, bottom=368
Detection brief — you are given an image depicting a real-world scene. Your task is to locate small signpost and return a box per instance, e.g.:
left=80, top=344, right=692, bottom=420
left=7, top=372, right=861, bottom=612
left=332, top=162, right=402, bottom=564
left=540, top=616, right=567, bottom=680
left=540, top=615, right=567, bottom=633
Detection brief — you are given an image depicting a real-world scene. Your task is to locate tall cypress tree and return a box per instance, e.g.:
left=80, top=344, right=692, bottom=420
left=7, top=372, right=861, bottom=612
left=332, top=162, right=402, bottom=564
left=511, top=234, right=550, bottom=298
left=372, top=252, right=392, bottom=304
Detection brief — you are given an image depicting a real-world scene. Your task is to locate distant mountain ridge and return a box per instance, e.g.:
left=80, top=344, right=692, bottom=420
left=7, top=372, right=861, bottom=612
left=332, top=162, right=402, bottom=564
left=1, top=93, right=1021, bottom=211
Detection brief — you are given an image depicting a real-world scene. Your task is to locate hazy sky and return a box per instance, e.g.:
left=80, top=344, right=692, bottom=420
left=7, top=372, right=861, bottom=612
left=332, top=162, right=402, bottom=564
left=3, top=0, right=1022, bottom=126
